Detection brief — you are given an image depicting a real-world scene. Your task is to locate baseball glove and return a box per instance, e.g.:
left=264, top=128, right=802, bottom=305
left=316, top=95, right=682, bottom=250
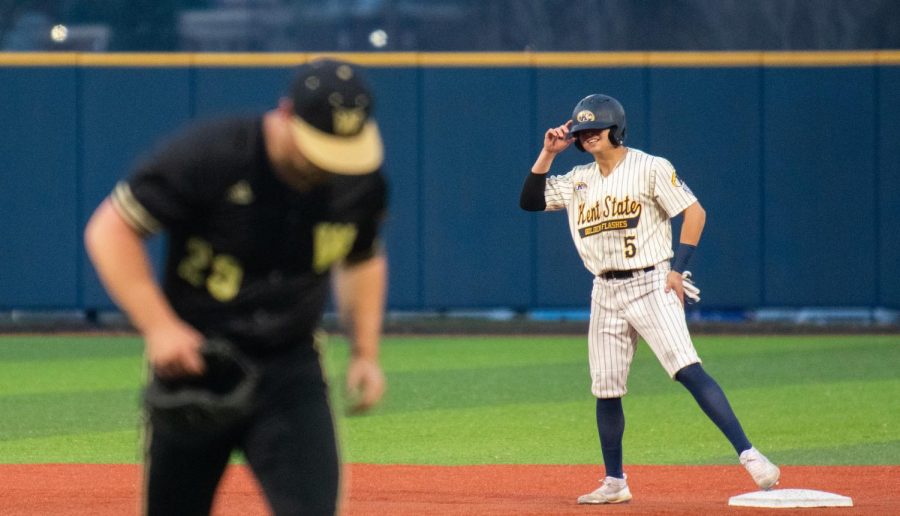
left=144, top=338, right=259, bottom=443
left=682, top=271, right=701, bottom=304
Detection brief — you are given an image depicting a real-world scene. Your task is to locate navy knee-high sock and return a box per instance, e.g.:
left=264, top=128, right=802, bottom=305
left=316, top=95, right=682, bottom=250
left=675, top=363, right=752, bottom=455
left=595, top=398, right=625, bottom=478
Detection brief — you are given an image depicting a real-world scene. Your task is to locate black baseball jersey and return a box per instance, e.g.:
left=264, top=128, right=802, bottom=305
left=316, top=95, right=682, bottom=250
left=111, top=116, right=388, bottom=355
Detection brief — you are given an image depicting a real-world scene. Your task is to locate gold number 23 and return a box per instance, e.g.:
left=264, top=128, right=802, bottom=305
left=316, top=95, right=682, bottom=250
left=176, top=237, right=244, bottom=302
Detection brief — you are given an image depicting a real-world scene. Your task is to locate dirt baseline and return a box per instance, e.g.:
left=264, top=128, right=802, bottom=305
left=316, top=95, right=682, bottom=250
left=0, top=464, right=896, bottom=515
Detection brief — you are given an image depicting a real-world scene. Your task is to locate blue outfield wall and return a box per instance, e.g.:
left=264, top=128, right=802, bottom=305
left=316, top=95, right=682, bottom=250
left=0, top=67, right=80, bottom=309
left=879, top=66, right=900, bottom=309
left=1, top=52, right=898, bottom=312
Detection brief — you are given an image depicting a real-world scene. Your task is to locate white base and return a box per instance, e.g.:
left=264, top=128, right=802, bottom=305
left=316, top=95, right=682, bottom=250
left=729, top=489, right=853, bottom=508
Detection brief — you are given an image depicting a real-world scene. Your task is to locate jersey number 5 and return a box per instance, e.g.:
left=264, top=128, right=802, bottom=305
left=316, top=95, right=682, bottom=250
left=177, top=237, right=244, bottom=302
left=624, top=235, right=637, bottom=258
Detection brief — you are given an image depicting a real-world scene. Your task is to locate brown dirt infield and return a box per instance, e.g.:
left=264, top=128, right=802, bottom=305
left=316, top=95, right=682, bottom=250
left=0, top=464, right=896, bottom=515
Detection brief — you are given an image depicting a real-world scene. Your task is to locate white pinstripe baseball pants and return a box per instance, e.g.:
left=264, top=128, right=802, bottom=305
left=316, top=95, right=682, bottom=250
left=588, top=263, right=701, bottom=398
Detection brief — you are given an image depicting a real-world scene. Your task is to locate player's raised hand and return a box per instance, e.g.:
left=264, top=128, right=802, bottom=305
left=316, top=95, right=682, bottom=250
left=543, top=120, right=575, bottom=154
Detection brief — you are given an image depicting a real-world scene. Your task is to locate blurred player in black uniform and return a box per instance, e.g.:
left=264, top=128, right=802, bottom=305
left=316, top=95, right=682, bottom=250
left=85, top=58, right=388, bottom=515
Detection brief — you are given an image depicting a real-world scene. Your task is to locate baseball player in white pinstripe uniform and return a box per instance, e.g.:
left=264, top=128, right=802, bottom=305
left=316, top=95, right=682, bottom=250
left=520, top=94, right=780, bottom=504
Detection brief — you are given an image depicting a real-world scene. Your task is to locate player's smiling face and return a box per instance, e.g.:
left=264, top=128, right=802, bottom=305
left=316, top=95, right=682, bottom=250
left=578, top=128, right=610, bottom=151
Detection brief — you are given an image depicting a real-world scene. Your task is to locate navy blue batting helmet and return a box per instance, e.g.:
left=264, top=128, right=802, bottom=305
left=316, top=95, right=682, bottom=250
left=570, top=94, right=626, bottom=150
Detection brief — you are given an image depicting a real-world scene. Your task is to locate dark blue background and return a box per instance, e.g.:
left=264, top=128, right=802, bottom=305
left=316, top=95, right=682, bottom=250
left=1, top=59, right=896, bottom=311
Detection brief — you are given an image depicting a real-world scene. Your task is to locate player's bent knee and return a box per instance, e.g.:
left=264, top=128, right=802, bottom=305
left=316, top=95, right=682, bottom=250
left=674, top=362, right=705, bottom=383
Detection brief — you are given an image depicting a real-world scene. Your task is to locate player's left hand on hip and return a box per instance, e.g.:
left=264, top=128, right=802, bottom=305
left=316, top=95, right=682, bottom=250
left=346, top=357, right=386, bottom=415
left=681, top=271, right=701, bottom=304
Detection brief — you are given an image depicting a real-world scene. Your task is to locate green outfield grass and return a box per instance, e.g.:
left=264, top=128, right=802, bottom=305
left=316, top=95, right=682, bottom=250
left=0, top=334, right=897, bottom=466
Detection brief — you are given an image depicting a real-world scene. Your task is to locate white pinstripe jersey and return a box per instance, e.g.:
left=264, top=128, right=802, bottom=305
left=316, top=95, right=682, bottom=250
left=544, top=148, right=697, bottom=275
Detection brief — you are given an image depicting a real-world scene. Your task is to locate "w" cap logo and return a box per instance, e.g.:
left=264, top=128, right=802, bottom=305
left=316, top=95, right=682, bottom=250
left=333, top=108, right=365, bottom=135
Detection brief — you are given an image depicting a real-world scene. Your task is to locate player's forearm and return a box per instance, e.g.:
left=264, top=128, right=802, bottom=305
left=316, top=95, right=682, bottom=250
left=84, top=200, right=181, bottom=334
left=335, top=253, right=387, bottom=361
left=530, top=149, right=557, bottom=174
left=678, top=202, right=706, bottom=245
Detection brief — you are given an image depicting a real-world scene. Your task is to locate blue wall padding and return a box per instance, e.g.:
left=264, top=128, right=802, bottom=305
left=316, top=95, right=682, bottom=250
left=0, top=61, right=896, bottom=311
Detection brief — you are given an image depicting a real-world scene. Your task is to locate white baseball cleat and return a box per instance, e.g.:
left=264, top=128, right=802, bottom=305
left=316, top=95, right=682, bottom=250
left=740, top=447, right=781, bottom=490
left=577, top=475, right=632, bottom=504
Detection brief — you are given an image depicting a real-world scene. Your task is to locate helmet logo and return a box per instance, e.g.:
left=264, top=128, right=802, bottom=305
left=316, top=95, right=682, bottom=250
left=575, top=110, right=595, bottom=123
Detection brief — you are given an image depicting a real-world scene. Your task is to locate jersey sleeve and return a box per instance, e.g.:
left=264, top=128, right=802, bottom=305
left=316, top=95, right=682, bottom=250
left=650, top=157, right=697, bottom=217
left=344, top=173, right=389, bottom=264
left=544, top=170, right=575, bottom=211
left=110, top=124, right=219, bottom=237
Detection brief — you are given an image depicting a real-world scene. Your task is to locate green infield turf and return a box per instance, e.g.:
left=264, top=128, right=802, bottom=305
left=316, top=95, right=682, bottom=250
left=0, top=333, right=897, bottom=466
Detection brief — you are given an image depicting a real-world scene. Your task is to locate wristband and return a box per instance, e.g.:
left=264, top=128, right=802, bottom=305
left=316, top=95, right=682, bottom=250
left=672, top=244, right=696, bottom=273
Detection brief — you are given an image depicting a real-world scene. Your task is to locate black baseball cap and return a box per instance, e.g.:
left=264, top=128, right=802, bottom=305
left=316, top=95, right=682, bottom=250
left=288, top=58, right=384, bottom=175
